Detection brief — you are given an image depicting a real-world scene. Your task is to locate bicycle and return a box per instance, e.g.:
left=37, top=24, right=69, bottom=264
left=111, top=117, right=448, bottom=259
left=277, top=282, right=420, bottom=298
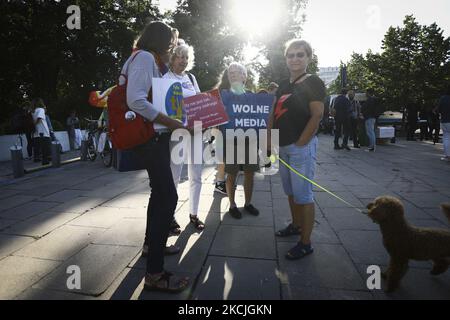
left=83, top=118, right=113, bottom=167
left=83, top=119, right=98, bottom=162
left=97, top=126, right=113, bottom=167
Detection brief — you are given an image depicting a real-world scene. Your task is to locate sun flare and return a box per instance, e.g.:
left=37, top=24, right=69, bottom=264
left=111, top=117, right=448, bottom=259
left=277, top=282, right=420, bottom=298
left=230, top=0, right=282, bottom=38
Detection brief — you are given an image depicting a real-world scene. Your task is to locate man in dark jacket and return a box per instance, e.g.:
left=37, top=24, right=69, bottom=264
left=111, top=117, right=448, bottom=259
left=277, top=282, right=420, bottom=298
left=361, top=89, right=379, bottom=152
left=333, top=88, right=352, bottom=150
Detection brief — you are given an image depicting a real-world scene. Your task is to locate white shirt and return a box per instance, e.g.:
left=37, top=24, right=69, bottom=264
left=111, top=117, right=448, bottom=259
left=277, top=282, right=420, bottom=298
left=163, top=71, right=201, bottom=98
left=32, top=108, right=50, bottom=138
left=123, top=50, right=162, bottom=121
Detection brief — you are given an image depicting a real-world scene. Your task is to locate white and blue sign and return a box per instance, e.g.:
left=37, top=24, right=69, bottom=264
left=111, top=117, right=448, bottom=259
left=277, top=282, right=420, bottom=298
left=220, top=91, right=274, bottom=131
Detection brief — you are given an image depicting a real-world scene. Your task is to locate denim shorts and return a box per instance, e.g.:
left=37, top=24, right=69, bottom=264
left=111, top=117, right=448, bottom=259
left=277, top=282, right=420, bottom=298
left=278, top=136, right=318, bottom=205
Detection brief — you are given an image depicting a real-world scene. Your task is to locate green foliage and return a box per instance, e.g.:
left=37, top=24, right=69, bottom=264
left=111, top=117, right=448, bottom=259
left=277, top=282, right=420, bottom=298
left=1, top=0, right=161, bottom=124
left=329, top=15, right=450, bottom=111
left=1, top=0, right=311, bottom=126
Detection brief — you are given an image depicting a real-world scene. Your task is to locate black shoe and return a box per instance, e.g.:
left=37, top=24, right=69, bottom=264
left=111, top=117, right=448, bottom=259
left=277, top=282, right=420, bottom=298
left=334, top=145, right=342, bottom=150
left=228, top=207, right=242, bottom=219
left=214, top=182, right=227, bottom=195
left=169, top=219, right=181, bottom=235
left=353, top=145, right=360, bottom=148
left=244, top=204, right=259, bottom=216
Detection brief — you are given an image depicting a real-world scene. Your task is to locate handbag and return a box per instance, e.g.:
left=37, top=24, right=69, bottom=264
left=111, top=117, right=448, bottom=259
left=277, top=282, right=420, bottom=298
left=108, top=51, right=155, bottom=150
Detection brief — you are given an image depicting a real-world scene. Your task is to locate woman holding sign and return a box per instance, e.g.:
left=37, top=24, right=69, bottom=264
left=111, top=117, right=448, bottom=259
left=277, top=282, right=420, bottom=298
left=270, top=39, right=326, bottom=260
left=125, top=22, right=189, bottom=293
left=219, top=62, right=260, bottom=219
left=163, top=41, right=206, bottom=231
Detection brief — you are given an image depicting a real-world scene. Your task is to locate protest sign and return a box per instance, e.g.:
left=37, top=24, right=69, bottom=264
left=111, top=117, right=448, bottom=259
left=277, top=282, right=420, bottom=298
left=152, top=78, right=185, bottom=130
left=183, top=89, right=229, bottom=129
left=220, top=91, right=274, bottom=131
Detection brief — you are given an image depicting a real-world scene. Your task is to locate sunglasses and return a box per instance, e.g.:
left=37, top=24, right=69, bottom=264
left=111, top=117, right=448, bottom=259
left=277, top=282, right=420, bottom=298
left=286, top=52, right=306, bottom=59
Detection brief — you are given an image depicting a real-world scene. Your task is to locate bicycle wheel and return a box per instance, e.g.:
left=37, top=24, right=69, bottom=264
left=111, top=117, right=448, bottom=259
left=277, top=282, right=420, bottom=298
left=101, top=140, right=113, bottom=167
left=87, top=136, right=97, bottom=161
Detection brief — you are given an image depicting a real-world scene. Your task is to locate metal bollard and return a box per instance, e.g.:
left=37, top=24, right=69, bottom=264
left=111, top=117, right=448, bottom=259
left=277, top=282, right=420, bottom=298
left=10, top=145, right=25, bottom=178
left=80, top=140, right=88, bottom=161
left=51, top=142, right=61, bottom=168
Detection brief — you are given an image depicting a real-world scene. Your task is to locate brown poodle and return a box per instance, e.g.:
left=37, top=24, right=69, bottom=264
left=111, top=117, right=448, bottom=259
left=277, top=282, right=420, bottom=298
left=366, top=196, right=450, bottom=292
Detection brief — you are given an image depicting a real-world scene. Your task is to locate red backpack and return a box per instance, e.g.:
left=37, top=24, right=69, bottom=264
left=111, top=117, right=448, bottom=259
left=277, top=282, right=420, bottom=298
left=108, top=51, right=155, bottom=150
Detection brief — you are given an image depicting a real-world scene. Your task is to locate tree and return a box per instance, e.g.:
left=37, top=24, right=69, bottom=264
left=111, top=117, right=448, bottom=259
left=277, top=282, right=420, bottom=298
left=172, top=0, right=246, bottom=91
left=1, top=0, right=161, bottom=130
left=328, top=15, right=450, bottom=111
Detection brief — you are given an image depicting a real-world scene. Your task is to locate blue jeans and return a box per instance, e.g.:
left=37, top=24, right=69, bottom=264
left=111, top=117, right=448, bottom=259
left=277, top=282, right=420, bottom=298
left=365, top=118, right=376, bottom=148
left=279, top=137, right=318, bottom=205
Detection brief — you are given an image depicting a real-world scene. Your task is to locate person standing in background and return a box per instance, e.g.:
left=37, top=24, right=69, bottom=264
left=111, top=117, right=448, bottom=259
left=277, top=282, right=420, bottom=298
left=434, top=86, right=450, bottom=161
left=348, top=90, right=362, bottom=148
left=31, top=98, right=51, bottom=165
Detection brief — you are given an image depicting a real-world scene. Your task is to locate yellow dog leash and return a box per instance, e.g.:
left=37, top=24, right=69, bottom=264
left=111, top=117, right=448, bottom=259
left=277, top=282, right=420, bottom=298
left=270, top=154, right=365, bottom=214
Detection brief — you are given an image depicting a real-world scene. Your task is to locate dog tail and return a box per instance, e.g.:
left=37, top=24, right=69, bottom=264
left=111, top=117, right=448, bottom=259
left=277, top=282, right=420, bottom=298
left=441, top=203, right=450, bottom=224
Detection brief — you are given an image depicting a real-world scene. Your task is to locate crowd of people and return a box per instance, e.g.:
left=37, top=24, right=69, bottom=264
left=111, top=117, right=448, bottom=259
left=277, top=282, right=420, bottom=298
left=118, top=21, right=327, bottom=293
left=9, top=19, right=449, bottom=294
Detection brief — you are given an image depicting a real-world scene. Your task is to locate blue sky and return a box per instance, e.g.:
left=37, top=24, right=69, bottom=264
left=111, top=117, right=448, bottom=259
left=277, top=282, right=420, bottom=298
left=158, top=0, right=450, bottom=67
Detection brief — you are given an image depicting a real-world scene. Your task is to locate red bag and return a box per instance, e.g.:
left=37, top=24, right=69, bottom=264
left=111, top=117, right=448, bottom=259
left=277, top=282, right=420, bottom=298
left=108, top=51, right=155, bottom=150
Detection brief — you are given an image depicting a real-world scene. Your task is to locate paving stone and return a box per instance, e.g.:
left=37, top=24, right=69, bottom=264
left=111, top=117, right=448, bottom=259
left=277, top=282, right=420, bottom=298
left=15, top=287, right=94, bottom=300
left=346, top=186, right=395, bottom=199
left=275, top=216, right=341, bottom=245
left=92, top=218, right=145, bottom=247
left=313, top=180, right=350, bottom=192
left=0, top=234, right=35, bottom=260
left=48, top=196, right=108, bottom=214
left=0, top=256, right=60, bottom=299
left=33, top=244, right=140, bottom=296
left=80, top=186, right=127, bottom=199
left=124, top=182, right=150, bottom=194
left=2, top=212, right=80, bottom=238
left=282, top=285, right=374, bottom=300
left=0, top=201, right=61, bottom=221
left=0, top=218, right=19, bottom=231
left=338, top=230, right=432, bottom=269
left=0, top=195, right=39, bottom=212
left=400, top=192, right=450, bottom=209
left=192, top=256, right=280, bottom=300
left=129, top=225, right=218, bottom=274
left=210, top=225, right=276, bottom=260
left=321, top=207, right=378, bottom=231
left=0, top=189, right=20, bottom=200
left=221, top=207, right=274, bottom=227
left=355, top=264, right=450, bottom=300
left=67, top=206, right=129, bottom=229
left=13, top=225, right=104, bottom=261
left=277, top=242, right=367, bottom=291
left=423, top=207, right=450, bottom=226
left=25, top=185, right=72, bottom=197
left=39, top=189, right=86, bottom=203
left=101, top=193, right=148, bottom=209
left=314, top=192, right=364, bottom=209
left=100, top=266, right=193, bottom=300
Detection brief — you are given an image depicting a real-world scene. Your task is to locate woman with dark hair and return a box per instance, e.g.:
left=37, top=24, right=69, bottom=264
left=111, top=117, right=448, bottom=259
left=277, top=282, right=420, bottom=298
left=124, top=21, right=189, bottom=292
left=270, top=39, right=326, bottom=260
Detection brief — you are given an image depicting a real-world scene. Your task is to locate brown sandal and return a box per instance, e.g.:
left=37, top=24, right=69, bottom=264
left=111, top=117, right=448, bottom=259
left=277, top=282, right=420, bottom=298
left=144, top=271, right=189, bottom=293
left=189, top=215, right=205, bottom=231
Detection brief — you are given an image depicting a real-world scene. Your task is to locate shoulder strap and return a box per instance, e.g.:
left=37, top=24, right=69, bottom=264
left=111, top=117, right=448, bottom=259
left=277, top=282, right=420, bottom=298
left=186, top=72, right=194, bottom=84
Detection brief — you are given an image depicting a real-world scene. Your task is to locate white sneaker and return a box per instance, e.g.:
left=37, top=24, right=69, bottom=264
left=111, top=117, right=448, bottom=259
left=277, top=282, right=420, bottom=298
left=441, top=157, right=450, bottom=162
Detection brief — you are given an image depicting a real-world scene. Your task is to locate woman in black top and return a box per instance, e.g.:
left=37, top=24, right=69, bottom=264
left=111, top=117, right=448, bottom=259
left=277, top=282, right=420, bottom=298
left=269, top=39, right=326, bottom=260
